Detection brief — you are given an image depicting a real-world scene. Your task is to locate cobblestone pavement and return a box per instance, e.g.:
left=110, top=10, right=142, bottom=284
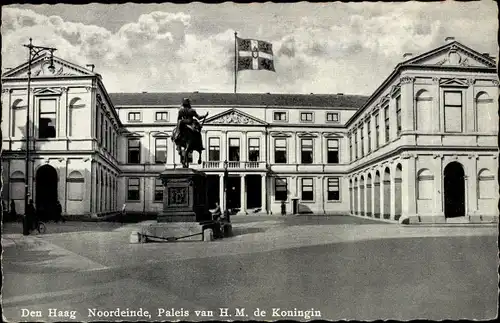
left=2, top=216, right=497, bottom=321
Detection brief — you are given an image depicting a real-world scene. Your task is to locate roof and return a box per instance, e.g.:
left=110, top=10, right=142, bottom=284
left=108, top=92, right=369, bottom=108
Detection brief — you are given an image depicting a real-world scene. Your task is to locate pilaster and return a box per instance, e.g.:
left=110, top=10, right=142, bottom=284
left=221, top=130, right=228, bottom=162
left=431, top=77, right=441, bottom=132
left=401, top=153, right=417, bottom=218
left=467, top=153, right=479, bottom=215
left=219, top=174, right=225, bottom=212
left=389, top=96, right=398, bottom=140
left=242, top=131, right=248, bottom=162
left=400, top=76, right=415, bottom=132
left=290, top=133, right=296, bottom=164
left=433, top=154, right=444, bottom=217
left=466, top=78, right=475, bottom=132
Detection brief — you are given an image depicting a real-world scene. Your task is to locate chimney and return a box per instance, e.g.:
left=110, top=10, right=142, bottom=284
left=337, top=93, right=344, bottom=96
left=142, top=91, right=147, bottom=93
left=445, top=36, right=455, bottom=43
left=483, top=53, right=490, bottom=58
left=310, top=92, right=314, bottom=95
left=403, top=53, right=413, bottom=59
left=86, top=64, right=95, bottom=72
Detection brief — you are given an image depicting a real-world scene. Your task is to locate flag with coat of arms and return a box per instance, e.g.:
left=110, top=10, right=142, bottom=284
left=236, top=36, right=275, bottom=72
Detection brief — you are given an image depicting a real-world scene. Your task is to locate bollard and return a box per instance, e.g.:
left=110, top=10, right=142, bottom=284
left=129, top=231, right=141, bottom=243
left=203, top=228, right=214, bottom=242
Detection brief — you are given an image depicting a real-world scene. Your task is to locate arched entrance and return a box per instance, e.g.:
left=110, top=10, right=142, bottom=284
left=444, top=162, right=466, bottom=218
left=35, top=165, right=58, bottom=221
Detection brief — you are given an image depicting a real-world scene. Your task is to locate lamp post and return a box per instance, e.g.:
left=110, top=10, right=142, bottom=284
left=22, top=38, right=57, bottom=235
left=223, top=160, right=229, bottom=221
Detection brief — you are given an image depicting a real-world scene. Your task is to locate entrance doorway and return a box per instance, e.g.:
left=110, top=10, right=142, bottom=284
left=206, top=175, right=220, bottom=209
left=246, top=175, right=262, bottom=210
left=226, top=176, right=241, bottom=210
left=444, top=162, right=465, bottom=218
left=35, top=165, right=58, bottom=221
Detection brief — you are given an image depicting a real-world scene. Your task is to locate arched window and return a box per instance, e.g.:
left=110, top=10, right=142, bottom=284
left=67, top=171, right=85, bottom=201
left=476, top=92, right=494, bottom=133
left=417, top=169, right=434, bottom=200
left=11, top=99, right=27, bottom=137
left=69, top=97, right=86, bottom=137
left=10, top=171, right=25, bottom=200
left=416, top=90, right=432, bottom=132
left=478, top=169, right=495, bottom=199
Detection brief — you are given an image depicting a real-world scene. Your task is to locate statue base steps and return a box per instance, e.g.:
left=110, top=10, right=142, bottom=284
left=130, top=222, right=223, bottom=243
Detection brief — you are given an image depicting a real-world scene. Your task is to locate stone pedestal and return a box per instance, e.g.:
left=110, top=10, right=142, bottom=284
left=158, top=168, right=211, bottom=223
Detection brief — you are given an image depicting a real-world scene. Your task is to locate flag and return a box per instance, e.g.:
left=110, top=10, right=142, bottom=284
left=236, top=37, right=275, bottom=72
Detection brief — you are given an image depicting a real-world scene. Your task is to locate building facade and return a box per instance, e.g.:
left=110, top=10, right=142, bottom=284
left=1, top=39, right=498, bottom=223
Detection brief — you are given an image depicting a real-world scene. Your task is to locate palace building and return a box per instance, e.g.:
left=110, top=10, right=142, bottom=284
left=1, top=38, right=498, bottom=223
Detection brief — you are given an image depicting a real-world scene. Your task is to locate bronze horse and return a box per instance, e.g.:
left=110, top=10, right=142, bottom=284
left=172, top=118, right=206, bottom=168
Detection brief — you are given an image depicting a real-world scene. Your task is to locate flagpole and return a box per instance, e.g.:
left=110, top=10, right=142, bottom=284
left=234, top=31, right=238, bottom=93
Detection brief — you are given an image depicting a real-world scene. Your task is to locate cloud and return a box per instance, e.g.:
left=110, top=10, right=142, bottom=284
left=1, top=2, right=498, bottom=95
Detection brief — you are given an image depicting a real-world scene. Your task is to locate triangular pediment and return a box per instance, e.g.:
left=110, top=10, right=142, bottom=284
left=2, top=53, right=96, bottom=78
left=33, top=87, right=64, bottom=95
left=439, top=78, right=469, bottom=87
left=206, top=108, right=267, bottom=125
left=402, top=41, right=496, bottom=69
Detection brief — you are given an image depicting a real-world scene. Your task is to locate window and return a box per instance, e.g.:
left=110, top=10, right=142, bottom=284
left=10, top=171, right=25, bottom=201
left=208, top=137, right=220, bottom=161
left=274, top=111, right=287, bottom=121
left=301, top=138, right=313, bottom=164
left=367, top=120, right=371, bottom=153
left=275, top=177, right=287, bottom=201
left=476, top=92, right=494, bottom=132
left=384, top=105, right=390, bottom=143
left=301, top=178, right=314, bottom=201
left=417, top=169, right=434, bottom=200
left=327, top=178, right=340, bottom=201
left=478, top=169, right=495, bottom=199
left=100, top=113, right=104, bottom=145
left=67, top=171, right=85, bottom=201
left=128, top=112, right=141, bottom=122
left=38, top=98, right=57, bottom=138
left=155, top=138, right=168, bottom=164
left=326, top=112, right=339, bottom=123
left=354, top=130, right=358, bottom=160
left=127, top=138, right=141, bottom=164
left=248, top=138, right=260, bottom=161
left=327, top=139, right=339, bottom=164
left=154, top=178, right=164, bottom=202
left=300, top=112, right=313, bottom=122
left=228, top=138, right=240, bottom=162
left=155, top=112, right=168, bottom=121
left=127, top=178, right=140, bottom=201
left=375, top=113, right=380, bottom=149
left=396, top=96, right=402, bottom=137
left=349, top=134, right=353, bottom=162
left=104, top=121, right=108, bottom=149
left=360, top=126, right=364, bottom=157
left=274, top=138, right=287, bottom=163
left=444, top=91, right=463, bottom=132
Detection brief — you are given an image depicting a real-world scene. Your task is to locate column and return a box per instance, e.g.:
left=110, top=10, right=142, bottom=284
left=401, top=154, right=417, bottom=218
left=400, top=76, right=415, bottom=132
left=240, top=175, right=246, bottom=214
left=432, top=154, right=444, bottom=217
left=390, top=96, right=398, bottom=140
left=219, top=174, right=225, bottom=212
left=389, top=167, right=396, bottom=220
left=261, top=174, right=267, bottom=213
left=221, top=131, right=228, bottom=162
left=242, top=131, right=248, bottom=162
left=203, top=130, right=208, bottom=163
left=60, top=87, right=68, bottom=137
left=432, top=77, right=441, bottom=132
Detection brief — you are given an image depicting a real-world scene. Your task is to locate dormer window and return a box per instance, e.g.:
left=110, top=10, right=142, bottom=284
left=155, top=112, right=168, bottom=122
left=326, top=112, right=339, bottom=123
left=300, top=112, right=314, bottom=122
left=273, top=111, right=287, bottom=122
left=128, top=112, right=141, bottom=122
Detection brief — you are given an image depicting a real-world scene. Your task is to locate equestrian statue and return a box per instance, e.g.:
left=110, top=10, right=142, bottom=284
left=172, top=98, right=208, bottom=168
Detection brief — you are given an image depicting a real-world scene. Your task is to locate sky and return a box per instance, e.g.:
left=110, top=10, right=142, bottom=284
left=1, top=1, right=498, bottom=94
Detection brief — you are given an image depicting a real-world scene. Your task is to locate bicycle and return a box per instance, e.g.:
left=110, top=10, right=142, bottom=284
left=31, top=221, right=46, bottom=234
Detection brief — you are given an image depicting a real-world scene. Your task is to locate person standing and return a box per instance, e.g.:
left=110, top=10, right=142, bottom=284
left=26, top=199, right=37, bottom=232
left=55, top=200, right=64, bottom=223
left=9, top=200, right=17, bottom=222
left=281, top=200, right=286, bottom=216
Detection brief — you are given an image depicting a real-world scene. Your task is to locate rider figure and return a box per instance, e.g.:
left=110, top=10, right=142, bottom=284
left=176, top=98, right=208, bottom=143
